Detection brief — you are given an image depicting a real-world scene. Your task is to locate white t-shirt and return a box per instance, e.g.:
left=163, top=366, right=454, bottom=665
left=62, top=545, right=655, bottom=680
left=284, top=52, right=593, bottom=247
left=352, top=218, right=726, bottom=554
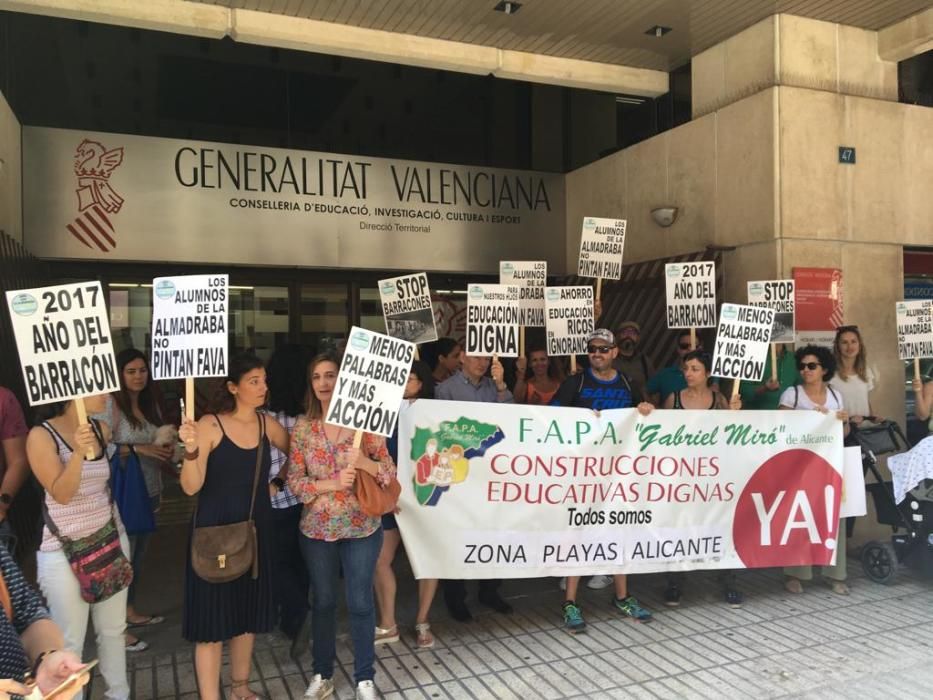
left=829, top=367, right=875, bottom=417
left=779, top=384, right=844, bottom=412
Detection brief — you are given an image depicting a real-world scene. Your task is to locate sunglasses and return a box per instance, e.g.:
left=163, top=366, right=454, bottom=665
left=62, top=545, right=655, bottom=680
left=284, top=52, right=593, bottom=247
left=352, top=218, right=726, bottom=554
left=587, top=345, right=615, bottom=354
left=798, top=362, right=822, bottom=371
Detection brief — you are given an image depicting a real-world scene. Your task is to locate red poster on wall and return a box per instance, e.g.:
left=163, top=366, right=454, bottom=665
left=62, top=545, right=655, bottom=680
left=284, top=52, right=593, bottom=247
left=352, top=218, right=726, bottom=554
left=793, top=267, right=844, bottom=347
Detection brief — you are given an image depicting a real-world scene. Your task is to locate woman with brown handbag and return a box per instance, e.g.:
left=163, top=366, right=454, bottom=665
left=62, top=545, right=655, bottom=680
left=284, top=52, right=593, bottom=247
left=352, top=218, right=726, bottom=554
left=178, top=353, right=290, bottom=700
left=287, top=353, right=396, bottom=700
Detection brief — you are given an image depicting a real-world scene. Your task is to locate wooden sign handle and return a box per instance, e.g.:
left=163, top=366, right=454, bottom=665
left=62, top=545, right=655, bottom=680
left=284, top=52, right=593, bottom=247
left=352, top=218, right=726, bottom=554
left=353, top=430, right=364, bottom=449
left=519, top=327, right=525, bottom=358
left=732, top=380, right=741, bottom=400
left=185, top=377, right=195, bottom=423
left=570, top=355, right=577, bottom=375
left=74, top=398, right=95, bottom=460
left=595, top=278, right=602, bottom=302
left=414, top=346, right=420, bottom=361
left=771, top=344, right=778, bottom=383
left=689, top=327, right=697, bottom=350
left=915, top=357, right=922, bottom=383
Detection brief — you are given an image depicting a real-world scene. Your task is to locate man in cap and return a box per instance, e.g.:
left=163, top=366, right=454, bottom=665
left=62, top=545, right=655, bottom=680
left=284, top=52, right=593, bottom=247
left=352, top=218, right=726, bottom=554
left=613, top=321, right=655, bottom=397
left=550, top=329, right=654, bottom=633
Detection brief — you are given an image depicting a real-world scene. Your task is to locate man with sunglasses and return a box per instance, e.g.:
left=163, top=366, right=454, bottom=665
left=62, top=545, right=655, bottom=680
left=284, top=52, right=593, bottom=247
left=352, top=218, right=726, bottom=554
left=550, top=329, right=654, bottom=633
left=645, top=330, right=711, bottom=406
left=612, top=322, right=655, bottom=398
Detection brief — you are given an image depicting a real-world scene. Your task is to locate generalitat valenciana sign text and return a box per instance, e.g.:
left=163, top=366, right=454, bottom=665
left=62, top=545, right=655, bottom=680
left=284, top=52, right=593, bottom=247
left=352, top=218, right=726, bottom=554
left=22, top=127, right=565, bottom=273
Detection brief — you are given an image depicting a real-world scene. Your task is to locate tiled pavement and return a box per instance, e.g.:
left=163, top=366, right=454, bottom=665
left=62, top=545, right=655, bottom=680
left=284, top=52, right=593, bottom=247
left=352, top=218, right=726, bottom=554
left=102, top=558, right=933, bottom=699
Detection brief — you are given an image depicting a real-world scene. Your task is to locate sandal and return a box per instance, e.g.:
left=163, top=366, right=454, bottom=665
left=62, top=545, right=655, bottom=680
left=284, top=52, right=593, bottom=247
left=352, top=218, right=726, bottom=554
left=231, top=679, right=263, bottom=700
left=127, top=614, right=165, bottom=627
left=374, top=624, right=399, bottom=645
left=826, top=579, right=850, bottom=596
left=784, top=577, right=803, bottom=594
left=125, top=636, right=149, bottom=652
left=415, top=622, right=435, bottom=650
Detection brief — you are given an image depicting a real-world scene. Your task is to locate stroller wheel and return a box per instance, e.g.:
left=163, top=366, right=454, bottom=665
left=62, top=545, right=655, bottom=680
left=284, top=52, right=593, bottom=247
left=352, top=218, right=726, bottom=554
left=861, top=540, right=898, bottom=584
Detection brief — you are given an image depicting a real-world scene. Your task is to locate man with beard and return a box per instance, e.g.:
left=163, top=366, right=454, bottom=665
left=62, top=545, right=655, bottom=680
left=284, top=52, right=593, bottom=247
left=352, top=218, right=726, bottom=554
left=550, top=329, right=655, bottom=633
left=612, top=322, right=655, bottom=397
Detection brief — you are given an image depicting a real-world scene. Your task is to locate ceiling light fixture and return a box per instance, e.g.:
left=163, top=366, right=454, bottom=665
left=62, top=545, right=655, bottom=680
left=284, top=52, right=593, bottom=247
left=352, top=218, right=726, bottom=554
left=645, top=25, right=672, bottom=38
left=494, top=1, right=522, bottom=15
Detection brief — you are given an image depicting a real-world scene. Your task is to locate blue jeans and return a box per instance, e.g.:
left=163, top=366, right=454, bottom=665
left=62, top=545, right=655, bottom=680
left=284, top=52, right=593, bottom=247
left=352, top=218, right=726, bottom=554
left=300, top=528, right=383, bottom=684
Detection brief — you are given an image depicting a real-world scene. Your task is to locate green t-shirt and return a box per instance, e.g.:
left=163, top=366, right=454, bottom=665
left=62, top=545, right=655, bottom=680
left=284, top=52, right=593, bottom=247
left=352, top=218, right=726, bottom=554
left=646, top=365, right=686, bottom=404
left=739, top=348, right=799, bottom=410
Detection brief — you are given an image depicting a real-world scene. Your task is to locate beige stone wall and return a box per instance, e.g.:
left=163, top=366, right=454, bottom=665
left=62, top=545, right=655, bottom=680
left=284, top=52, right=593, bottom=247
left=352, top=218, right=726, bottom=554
left=565, top=87, right=779, bottom=273
left=0, top=90, right=22, bottom=243
left=693, top=15, right=898, bottom=118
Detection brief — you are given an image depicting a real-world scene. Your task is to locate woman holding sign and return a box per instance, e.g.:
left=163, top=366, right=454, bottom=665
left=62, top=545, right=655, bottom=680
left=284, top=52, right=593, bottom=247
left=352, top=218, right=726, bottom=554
left=288, top=353, right=395, bottom=700
left=177, top=353, right=290, bottom=700
left=26, top=393, right=130, bottom=699
left=779, top=345, right=850, bottom=595
left=657, top=350, right=744, bottom=607
left=513, top=348, right=565, bottom=405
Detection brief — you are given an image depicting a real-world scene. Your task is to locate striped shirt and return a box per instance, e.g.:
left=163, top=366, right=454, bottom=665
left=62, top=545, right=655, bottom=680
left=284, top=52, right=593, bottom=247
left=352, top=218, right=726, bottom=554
left=267, top=411, right=300, bottom=509
left=39, top=421, right=123, bottom=552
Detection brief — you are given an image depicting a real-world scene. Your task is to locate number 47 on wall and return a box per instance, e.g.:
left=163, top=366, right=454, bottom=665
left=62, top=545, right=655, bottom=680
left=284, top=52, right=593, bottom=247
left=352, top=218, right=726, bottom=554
left=838, top=146, right=856, bottom=164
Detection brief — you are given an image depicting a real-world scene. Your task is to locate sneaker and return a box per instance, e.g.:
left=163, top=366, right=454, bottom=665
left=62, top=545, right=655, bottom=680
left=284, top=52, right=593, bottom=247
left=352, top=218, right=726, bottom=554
left=303, top=674, right=334, bottom=700
left=663, top=582, right=682, bottom=607
left=561, top=601, right=586, bottom=634
left=724, top=588, right=744, bottom=608
left=587, top=574, right=613, bottom=590
left=356, top=680, right=380, bottom=700
left=374, top=625, right=399, bottom=645
left=613, top=595, right=654, bottom=623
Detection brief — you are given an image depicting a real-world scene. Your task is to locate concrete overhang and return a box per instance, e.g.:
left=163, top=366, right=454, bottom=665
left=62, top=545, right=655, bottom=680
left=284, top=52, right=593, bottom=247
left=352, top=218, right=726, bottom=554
left=0, top=0, right=670, bottom=96
left=878, top=7, right=933, bottom=62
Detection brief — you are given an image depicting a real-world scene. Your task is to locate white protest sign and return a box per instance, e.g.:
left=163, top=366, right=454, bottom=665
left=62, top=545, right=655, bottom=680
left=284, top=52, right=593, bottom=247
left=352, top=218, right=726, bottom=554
left=150, top=274, right=228, bottom=380
left=896, top=300, right=933, bottom=360
left=711, top=303, right=774, bottom=381
left=577, top=217, right=626, bottom=280
left=545, top=286, right=594, bottom=356
left=5, top=281, right=118, bottom=405
left=326, top=326, right=415, bottom=437
left=466, top=284, right=520, bottom=357
left=500, top=261, right=546, bottom=327
left=665, top=261, right=717, bottom=329
left=748, top=279, right=795, bottom=344
left=378, top=273, right=438, bottom=345
left=840, top=446, right=867, bottom=518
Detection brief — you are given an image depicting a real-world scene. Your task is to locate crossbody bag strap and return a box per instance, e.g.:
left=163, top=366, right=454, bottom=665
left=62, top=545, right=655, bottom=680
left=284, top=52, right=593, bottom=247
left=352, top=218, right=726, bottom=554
left=38, top=423, right=69, bottom=542
left=246, top=412, right=266, bottom=522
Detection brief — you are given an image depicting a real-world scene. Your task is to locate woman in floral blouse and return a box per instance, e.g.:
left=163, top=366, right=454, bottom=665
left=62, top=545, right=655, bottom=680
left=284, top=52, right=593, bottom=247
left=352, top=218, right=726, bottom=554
left=288, top=353, right=395, bottom=700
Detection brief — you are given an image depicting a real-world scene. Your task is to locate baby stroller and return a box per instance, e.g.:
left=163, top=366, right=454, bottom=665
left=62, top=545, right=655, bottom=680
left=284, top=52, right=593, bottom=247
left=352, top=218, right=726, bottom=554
left=857, top=421, right=933, bottom=583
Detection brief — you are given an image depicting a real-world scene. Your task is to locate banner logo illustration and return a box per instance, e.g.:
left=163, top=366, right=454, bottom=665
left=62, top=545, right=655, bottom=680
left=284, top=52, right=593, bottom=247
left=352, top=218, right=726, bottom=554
left=410, top=417, right=504, bottom=506
left=66, top=139, right=124, bottom=252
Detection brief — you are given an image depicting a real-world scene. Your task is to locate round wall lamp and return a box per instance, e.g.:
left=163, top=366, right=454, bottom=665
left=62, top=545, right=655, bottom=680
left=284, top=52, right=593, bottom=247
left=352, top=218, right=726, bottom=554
left=651, top=207, right=679, bottom=227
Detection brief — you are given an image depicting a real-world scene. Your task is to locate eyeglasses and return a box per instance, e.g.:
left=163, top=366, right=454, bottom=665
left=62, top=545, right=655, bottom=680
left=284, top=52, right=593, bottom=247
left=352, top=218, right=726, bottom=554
left=678, top=342, right=692, bottom=350
left=798, top=362, right=822, bottom=371
left=587, top=345, right=615, bottom=354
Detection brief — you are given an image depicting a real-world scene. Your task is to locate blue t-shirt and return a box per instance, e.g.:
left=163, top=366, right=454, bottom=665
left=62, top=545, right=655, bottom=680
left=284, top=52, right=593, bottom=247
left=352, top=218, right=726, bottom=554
left=551, top=369, right=637, bottom=410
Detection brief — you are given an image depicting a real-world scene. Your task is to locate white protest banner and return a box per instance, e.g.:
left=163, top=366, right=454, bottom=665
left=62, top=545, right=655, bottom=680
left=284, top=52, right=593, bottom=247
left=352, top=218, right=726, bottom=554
left=711, top=303, right=774, bottom=383
left=577, top=217, right=626, bottom=281
left=840, top=446, right=867, bottom=518
left=396, top=401, right=844, bottom=579
left=378, top=273, right=438, bottom=345
left=499, top=261, right=546, bottom=327
left=545, top=286, right=594, bottom=356
left=465, top=284, right=520, bottom=357
left=151, top=275, right=228, bottom=381
left=665, top=261, right=717, bottom=330
left=895, top=300, right=933, bottom=367
left=6, top=281, right=118, bottom=405
left=326, top=326, right=415, bottom=438
left=748, top=279, right=795, bottom=344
